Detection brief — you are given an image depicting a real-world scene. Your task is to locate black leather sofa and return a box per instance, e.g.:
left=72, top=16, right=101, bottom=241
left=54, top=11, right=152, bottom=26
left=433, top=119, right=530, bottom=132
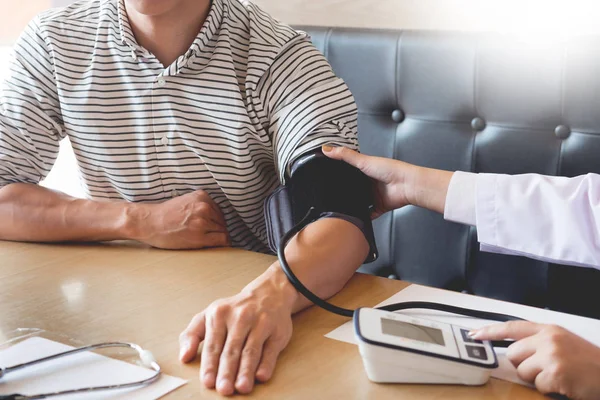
left=298, top=27, right=600, bottom=319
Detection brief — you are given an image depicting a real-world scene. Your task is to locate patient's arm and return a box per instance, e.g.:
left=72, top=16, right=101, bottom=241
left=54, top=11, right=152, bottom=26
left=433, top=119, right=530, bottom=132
left=179, top=150, right=373, bottom=396
left=0, top=183, right=229, bottom=249
left=179, top=216, right=369, bottom=395
left=0, top=183, right=131, bottom=242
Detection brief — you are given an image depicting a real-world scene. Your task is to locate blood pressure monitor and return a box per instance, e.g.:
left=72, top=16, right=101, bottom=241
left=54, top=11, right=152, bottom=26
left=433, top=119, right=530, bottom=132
left=354, top=307, right=498, bottom=385
left=275, top=205, right=521, bottom=387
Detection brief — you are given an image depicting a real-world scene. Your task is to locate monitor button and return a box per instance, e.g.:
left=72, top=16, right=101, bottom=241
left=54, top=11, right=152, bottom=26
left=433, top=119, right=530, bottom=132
left=466, top=345, right=488, bottom=361
left=461, top=329, right=483, bottom=344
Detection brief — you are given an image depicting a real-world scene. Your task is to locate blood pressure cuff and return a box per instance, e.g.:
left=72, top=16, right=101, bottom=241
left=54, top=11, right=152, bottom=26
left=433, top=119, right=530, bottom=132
left=264, top=149, right=378, bottom=263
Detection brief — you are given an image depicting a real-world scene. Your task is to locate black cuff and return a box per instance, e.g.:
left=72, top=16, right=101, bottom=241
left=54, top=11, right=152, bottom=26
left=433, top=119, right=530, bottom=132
left=264, top=148, right=378, bottom=264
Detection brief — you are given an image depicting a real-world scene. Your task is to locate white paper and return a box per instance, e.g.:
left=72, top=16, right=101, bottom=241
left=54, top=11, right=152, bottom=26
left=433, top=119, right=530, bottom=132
left=0, top=337, right=187, bottom=399
left=326, top=284, right=600, bottom=386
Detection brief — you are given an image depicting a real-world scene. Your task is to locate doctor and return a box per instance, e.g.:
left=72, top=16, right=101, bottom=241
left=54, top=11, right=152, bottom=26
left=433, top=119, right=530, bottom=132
left=322, top=145, right=600, bottom=400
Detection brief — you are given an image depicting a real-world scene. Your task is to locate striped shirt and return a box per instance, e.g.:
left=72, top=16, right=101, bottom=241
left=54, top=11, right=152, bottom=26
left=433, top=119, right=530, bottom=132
left=0, top=0, right=359, bottom=252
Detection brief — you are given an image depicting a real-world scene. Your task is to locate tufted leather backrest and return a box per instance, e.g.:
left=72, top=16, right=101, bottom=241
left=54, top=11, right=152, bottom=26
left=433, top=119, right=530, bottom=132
left=298, top=27, right=600, bottom=319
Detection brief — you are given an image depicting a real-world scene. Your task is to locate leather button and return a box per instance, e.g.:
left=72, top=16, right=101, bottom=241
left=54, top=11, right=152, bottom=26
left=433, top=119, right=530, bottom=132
left=391, top=109, right=405, bottom=123
left=388, top=274, right=398, bottom=280
left=555, top=125, right=571, bottom=139
left=471, top=117, right=486, bottom=132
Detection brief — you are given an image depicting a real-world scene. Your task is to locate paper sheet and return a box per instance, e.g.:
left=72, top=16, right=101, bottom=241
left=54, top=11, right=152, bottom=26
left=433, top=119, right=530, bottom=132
left=0, top=337, right=187, bottom=399
left=326, top=284, right=600, bottom=386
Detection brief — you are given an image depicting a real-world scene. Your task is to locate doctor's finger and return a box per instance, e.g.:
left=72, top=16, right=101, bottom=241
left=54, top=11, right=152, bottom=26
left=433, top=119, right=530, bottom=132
left=322, top=145, right=362, bottom=165
left=515, top=353, right=544, bottom=384
left=506, top=336, right=538, bottom=367
left=322, top=146, right=393, bottom=183
left=470, top=321, right=544, bottom=341
left=179, top=311, right=206, bottom=363
left=533, top=368, right=561, bottom=396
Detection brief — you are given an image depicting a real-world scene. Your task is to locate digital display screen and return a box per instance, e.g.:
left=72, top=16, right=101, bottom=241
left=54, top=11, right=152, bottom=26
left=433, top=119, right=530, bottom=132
left=381, top=318, right=445, bottom=346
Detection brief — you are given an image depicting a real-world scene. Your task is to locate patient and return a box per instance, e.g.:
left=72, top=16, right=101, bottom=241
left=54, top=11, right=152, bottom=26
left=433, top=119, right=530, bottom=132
left=0, top=0, right=372, bottom=395
left=323, top=145, right=600, bottom=400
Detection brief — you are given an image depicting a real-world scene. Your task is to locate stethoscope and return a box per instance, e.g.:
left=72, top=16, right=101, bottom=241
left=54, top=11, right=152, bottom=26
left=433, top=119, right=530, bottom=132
left=0, top=342, right=161, bottom=400
left=277, top=207, right=525, bottom=348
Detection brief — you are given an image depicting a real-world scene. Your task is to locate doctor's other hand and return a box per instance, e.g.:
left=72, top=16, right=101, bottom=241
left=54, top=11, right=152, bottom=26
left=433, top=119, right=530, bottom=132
left=128, top=190, right=230, bottom=249
left=178, top=265, right=295, bottom=395
left=322, top=146, right=453, bottom=217
left=471, top=321, right=600, bottom=400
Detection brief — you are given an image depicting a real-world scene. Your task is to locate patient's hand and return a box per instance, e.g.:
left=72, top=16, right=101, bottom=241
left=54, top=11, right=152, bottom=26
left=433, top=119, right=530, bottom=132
left=471, top=321, right=600, bottom=400
left=128, top=190, right=230, bottom=249
left=178, top=264, right=295, bottom=395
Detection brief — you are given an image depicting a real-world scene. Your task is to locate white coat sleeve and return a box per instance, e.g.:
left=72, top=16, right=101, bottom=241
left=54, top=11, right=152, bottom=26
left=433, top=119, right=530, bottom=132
left=444, top=172, right=600, bottom=269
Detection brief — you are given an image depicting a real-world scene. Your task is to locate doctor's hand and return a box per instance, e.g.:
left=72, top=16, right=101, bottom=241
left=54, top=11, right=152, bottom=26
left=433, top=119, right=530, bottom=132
left=178, top=265, right=296, bottom=395
left=128, top=190, right=230, bottom=249
left=471, top=321, right=600, bottom=400
left=322, top=146, right=453, bottom=217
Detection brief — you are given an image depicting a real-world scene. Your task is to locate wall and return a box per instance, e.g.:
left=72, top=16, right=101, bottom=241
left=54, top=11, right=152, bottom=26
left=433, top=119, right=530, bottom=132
left=0, top=0, right=82, bottom=196
left=0, top=0, right=52, bottom=44
left=253, top=0, right=600, bottom=36
left=3, top=1, right=600, bottom=40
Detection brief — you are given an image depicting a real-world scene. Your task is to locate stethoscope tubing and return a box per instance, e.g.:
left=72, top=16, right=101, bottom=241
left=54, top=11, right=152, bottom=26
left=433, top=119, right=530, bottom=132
left=277, top=207, right=525, bottom=348
left=0, top=342, right=161, bottom=399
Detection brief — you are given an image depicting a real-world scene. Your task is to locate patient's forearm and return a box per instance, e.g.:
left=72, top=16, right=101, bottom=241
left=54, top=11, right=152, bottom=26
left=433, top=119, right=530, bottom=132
left=0, top=183, right=133, bottom=242
left=248, top=218, right=370, bottom=314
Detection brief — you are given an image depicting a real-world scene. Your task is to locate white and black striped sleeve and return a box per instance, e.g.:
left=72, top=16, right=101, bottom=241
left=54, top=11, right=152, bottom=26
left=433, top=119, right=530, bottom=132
left=0, top=18, right=64, bottom=189
left=261, top=37, right=359, bottom=183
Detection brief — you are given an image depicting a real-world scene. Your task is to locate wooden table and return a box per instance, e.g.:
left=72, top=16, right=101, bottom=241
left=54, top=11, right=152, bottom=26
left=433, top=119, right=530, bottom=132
left=0, top=241, right=544, bottom=399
